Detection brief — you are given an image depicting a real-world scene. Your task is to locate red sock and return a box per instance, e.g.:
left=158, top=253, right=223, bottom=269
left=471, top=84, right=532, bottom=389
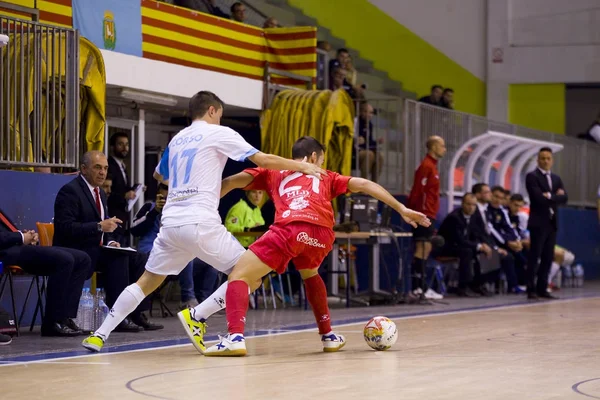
left=226, top=280, right=249, bottom=335
left=304, top=274, right=331, bottom=334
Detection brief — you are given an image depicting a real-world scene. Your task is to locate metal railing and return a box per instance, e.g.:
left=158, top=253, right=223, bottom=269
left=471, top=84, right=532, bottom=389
left=316, top=48, right=329, bottom=90
left=351, top=98, right=404, bottom=193
left=262, top=62, right=312, bottom=109
left=403, top=99, right=600, bottom=207
left=0, top=14, right=79, bottom=168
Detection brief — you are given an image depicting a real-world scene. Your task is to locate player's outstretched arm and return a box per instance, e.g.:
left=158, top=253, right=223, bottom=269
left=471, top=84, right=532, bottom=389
left=248, top=152, right=326, bottom=179
left=347, top=177, right=431, bottom=228
left=221, top=172, right=255, bottom=198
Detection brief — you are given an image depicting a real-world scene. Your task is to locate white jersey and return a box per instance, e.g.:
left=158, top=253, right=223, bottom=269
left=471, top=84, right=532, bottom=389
left=155, top=120, right=258, bottom=228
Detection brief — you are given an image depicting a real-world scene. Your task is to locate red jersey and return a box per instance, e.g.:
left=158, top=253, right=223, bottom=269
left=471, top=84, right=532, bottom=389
left=243, top=168, right=351, bottom=229
left=407, top=154, right=440, bottom=219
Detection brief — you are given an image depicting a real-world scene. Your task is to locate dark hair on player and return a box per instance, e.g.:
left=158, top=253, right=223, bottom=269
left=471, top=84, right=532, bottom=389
left=471, top=183, right=489, bottom=194
left=510, top=193, right=524, bottom=202
left=539, top=147, right=553, bottom=154
left=109, top=132, right=128, bottom=147
left=188, top=91, right=225, bottom=120
left=291, top=136, right=326, bottom=159
left=158, top=182, right=168, bottom=192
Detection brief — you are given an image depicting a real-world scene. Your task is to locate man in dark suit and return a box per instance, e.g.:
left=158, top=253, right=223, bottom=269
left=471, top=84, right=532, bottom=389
left=471, top=183, right=517, bottom=296
left=107, top=132, right=136, bottom=245
left=525, top=147, right=568, bottom=300
left=435, top=193, right=492, bottom=296
left=0, top=220, right=92, bottom=336
left=53, top=150, right=161, bottom=332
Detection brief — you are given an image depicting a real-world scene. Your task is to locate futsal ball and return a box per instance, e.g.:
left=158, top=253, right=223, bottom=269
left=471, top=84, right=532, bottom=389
left=363, top=316, right=398, bottom=351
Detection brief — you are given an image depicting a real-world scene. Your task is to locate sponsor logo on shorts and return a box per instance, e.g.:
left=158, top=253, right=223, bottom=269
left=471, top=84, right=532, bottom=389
left=296, top=232, right=326, bottom=248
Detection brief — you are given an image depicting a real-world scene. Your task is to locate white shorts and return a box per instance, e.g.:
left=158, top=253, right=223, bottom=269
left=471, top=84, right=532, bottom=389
left=145, top=224, right=245, bottom=276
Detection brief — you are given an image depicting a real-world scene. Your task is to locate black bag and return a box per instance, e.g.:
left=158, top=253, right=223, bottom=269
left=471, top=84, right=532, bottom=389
left=0, top=307, right=17, bottom=336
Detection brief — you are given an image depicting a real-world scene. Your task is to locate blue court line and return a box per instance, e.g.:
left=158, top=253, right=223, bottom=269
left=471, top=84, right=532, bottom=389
left=1, top=292, right=598, bottom=364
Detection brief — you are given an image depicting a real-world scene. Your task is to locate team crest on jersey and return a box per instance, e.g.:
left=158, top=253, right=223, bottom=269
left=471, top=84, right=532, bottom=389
left=421, top=177, right=427, bottom=185
left=230, top=217, right=238, bottom=224
left=495, top=214, right=501, bottom=223
left=282, top=210, right=291, bottom=218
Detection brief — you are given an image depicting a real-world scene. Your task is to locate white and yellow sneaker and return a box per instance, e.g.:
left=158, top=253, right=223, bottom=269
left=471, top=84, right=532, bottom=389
left=177, top=308, right=207, bottom=354
left=82, top=334, right=105, bottom=352
left=321, top=332, right=346, bottom=352
left=204, top=334, right=247, bottom=357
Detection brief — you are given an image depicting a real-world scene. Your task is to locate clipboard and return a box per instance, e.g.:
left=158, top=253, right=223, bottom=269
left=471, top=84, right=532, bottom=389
left=102, top=245, right=137, bottom=253
left=477, top=249, right=501, bottom=274
left=127, top=184, right=144, bottom=212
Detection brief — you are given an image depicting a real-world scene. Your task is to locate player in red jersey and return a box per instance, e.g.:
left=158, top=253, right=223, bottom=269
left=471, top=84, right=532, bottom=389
left=197, top=136, right=430, bottom=356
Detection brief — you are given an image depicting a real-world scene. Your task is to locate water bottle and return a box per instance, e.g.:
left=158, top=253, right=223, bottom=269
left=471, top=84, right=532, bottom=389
left=554, top=268, right=562, bottom=289
left=82, top=288, right=93, bottom=332
left=562, top=265, right=572, bottom=288
left=574, top=264, right=584, bottom=288
left=75, top=289, right=86, bottom=328
left=99, top=290, right=109, bottom=322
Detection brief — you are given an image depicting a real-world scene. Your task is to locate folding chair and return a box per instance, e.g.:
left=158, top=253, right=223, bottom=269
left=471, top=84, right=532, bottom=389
left=0, top=262, right=20, bottom=336
left=149, top=276, right=176, bottom=318
left=430, top=256, right=460, bottom=295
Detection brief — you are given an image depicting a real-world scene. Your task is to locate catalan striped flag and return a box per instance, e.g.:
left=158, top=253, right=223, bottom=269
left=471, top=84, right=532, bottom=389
left=141, top=0, right=316, bottom=86
left=1, top=0, right=316, bottom=87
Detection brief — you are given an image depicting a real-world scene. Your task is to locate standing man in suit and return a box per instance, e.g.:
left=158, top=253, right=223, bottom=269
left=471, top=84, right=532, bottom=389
left=525, top=147, right=568, bottom=300
left=107, top=132, right=136, bottom=245
left=0, top=221, right=92, bottom=336
left=53, top=151, right=162, bottom=332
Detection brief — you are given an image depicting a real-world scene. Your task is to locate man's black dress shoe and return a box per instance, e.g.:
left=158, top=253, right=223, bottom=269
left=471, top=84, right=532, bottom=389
left=63, top=318, right=87, bottom=335
left=114, top=318, right=144, bottom=332
left=41, top=322, right=80, bottom=337
left=131, top=313, right=164, bottom=331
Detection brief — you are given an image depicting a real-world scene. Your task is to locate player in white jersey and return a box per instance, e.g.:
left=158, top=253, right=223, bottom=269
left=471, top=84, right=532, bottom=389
left=82, top=91, right=324, bottom=352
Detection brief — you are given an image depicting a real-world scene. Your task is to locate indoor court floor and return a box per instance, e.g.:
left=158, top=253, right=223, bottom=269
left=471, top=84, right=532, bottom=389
left=1, top=287, right=600, bottom=400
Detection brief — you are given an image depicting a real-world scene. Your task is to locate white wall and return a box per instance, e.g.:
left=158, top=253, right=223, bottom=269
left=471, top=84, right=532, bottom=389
left=368, top=0, right=487, bottom=80
left=487, top=0, right=600, bottom=121
left=100, top=50, right=264, bottom=111
left=509, top=0, right=600, bottom=47
left=489, top=0, right=600, bottom=85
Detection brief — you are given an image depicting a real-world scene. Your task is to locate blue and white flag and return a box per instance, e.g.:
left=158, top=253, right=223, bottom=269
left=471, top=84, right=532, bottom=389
left=72, top=0, right=142, bottom=57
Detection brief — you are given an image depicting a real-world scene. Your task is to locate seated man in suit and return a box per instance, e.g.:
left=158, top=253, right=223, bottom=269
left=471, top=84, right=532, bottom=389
left=0, top=221, right=92, bottom=336
left=487, top=186, right=524, bottom=292
left=435, top=193, right=492, bottom=296
left=470, top=183, right=518, bottom=296
left=53, top=151, right=162, bottom=332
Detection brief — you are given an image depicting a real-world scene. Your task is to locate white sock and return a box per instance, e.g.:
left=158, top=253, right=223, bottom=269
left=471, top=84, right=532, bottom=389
left=95, top=283, right=146, bottom=340
left=549, top=262, right=560, bottom=284
left=191, top=281, right=228, bottom=322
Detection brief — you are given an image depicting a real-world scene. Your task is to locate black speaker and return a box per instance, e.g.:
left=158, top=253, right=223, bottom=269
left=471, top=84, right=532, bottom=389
left=344, top=194, right=378, bottom=231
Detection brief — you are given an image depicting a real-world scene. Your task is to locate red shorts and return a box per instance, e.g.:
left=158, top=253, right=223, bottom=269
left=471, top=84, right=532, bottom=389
left=249, top=222, right=334, bottom=274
